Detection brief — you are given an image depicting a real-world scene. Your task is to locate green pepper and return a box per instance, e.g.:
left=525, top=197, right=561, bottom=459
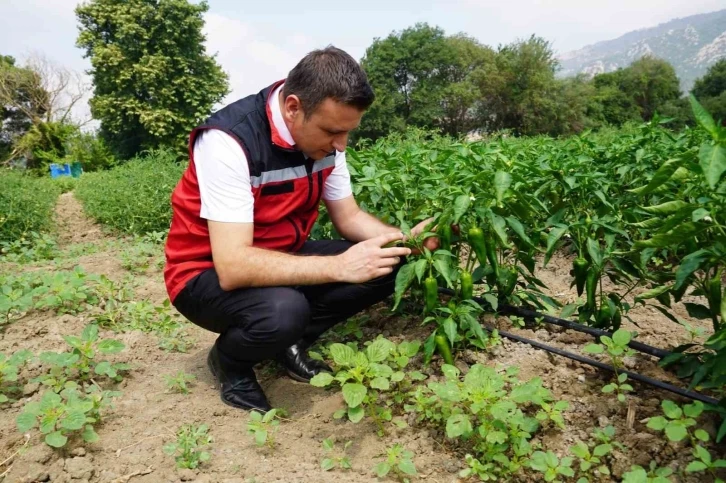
left=572, top=257, right=589, bottom=297
left=485, top=238, right=499, bottom=279
left=434, top=334, right=454, bottom=365
left=468, top=227, right=488, bottom=270
left=424, top=276, right=438, bottom=313
left=585, top=267, right=598, bottom=313
left=460, top=271, right=473, bottom=300
left=497, top=266, right=518, bottom=298
left=595, top=304, right=612, bottom=329
left=438, top=224, right=452, bottom=252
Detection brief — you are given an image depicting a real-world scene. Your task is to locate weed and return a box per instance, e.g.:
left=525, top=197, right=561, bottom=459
left=321, top=437, right=353, bottom=471
left=163, top=423, right=212, bottom=469
left=164, top=371, right=196, bottom=394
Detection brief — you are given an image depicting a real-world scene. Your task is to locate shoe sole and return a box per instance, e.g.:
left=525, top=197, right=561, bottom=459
left=207, top=350, right=270, bottom=413
left=286, top=369, right=312, bottom=383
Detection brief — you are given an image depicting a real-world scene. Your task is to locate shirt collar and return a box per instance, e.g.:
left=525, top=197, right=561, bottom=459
left=266, top=80, right=296, bottom=149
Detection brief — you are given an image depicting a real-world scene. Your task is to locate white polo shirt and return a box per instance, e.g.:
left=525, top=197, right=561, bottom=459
left=193, top=83, right=353, bottom=224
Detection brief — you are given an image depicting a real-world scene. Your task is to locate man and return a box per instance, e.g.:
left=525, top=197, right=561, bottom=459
left=164, top=46, right=435, bottom=412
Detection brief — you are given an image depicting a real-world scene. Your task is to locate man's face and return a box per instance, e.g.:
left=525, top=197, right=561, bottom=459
left=281, top=94, right=363, bottom=161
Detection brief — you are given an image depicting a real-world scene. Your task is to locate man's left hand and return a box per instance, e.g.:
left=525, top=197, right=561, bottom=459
left=406, top=217, right=439, bottom=255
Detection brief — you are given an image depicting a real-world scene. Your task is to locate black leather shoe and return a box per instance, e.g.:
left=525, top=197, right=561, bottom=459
left=279, top=341, right=333, bottom=383
left=207, top=345, right=272, bottom=412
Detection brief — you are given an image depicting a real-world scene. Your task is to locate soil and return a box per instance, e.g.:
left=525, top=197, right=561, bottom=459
left=0, top=194, right=724, bottom=483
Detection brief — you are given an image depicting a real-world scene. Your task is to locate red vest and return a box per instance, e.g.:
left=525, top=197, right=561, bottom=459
left=163, top=81, right=336, bottom=302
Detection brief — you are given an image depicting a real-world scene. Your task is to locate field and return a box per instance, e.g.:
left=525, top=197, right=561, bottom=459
left=0, top=102, right=725, bottom=483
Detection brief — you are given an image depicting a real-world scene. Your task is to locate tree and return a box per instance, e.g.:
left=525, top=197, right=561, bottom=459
left=0, top=53, right=88, bottom=171
left=75, top=0, right=229, bottom=159
left=625, top=56, right=681, bottom=120
left=474, top=35, right=564, bottom=135
left=691, top=59, right=726, bottom=125
left=0, top=55, right=36, bottom=161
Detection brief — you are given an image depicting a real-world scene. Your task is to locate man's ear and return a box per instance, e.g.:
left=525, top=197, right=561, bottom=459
left=282, top=94, right=303, bottom=122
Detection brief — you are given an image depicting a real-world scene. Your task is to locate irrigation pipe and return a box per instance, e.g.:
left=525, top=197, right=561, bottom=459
left=436, top=288, right=720, bottom=406
left=438, top=287, right=670, bottom=359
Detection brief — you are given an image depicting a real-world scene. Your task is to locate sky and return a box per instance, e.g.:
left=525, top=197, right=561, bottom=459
left=1, top=0, right=725, bottom=122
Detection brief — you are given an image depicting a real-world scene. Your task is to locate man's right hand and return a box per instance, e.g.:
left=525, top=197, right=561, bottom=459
left=332, top=232, right=412, bottom=283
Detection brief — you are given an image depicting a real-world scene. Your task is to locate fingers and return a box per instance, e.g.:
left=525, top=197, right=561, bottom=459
left=380, top=246, right=411, bottom=258
left=377, top=256, right=401, bottom=267
left=372, top=231, right=404, bottom=247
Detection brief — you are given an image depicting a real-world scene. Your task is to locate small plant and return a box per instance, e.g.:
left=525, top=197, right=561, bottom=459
left=32, top=268, right=100, bottom=315
left=583, top=329, right=635, bottom=402
left=528, top=450, right=575, bottom=482
left=119, top=241, right=159, bottom=273
left=536, top=400, right=569, bottom=430
left=621, top=461, right=674, bottom=483
left=685, top=444, right=726, bottom=479
left=372, top=443, right=417, bottom=482
left=321, top=437, right=353, bottom=471
left=1, top=231, right=58, bottom=263
left=16, top=387, right=117, bottom=448
left=246, top=408, right=281, bottom=449
left=569, top=440, right=613, bottom=481
left=0, top=350, right=32, bottom=402
left=164, top=371, right=196, bottom=394
left=646, top=400, right=704, bottom=443
left=36, top=324, right=128, bottom=391
left=163, top=423, right=212, bottom=469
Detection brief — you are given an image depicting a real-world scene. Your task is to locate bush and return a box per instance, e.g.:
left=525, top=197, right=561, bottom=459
left=0, top=171, right=61, bottom=244
left=75, top=148, right=185, bottom=235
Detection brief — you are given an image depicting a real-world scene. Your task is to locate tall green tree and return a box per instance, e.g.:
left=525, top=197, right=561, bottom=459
left=75, top=0, right=229, bottom=159
left=692, top=59, right=726, bottom=125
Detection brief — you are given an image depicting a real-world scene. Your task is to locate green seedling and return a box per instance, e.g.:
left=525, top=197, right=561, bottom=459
left=164, top=371, right=196, bottom=394
left=685, top=444, right=726, bottom=481
left=163, top=423, right=212, bottom=469
left=536, top=400, right=569, bottom=430
left=0, top=231, right=58, bottom=263
left=32, top=268, right=99, bottom=314
left=569, top=440, right=612, bottom=481
left=646, top=400, right=703, bottom=442
left=16, top=387, right=117, bottom=448
left=583, top=329, right=635, bottom=402
left=310, top=338, right=410, bottom=435
left=372, top=443, right=417, bottom=482
left=621, top=461, right=673, bottom=483
left=321, top=437, right=353, bottom=471
left=36, top=324, right=128, bottom=391
left=528, top=450, right=575, bottom=482
left=590, top=425, right=626, bottom=451
left=0, top=350, right=32, bottom=402
left=246, top=408, right=281, bottom=449
left=119, top=241, right=158, bottom=273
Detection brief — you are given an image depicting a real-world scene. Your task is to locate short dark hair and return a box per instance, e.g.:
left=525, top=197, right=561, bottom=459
left=282, top=46, right=375, bottom=118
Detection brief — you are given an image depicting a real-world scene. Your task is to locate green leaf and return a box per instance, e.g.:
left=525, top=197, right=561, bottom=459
left=61, top=410, right=87, bottom=431
left=446, top=414, right=472, bottom=438
left=433, top=258, right=454, bottom=289
left=583, top=344, right=604, bottom=354
left=690, top=94, right=718, bottom=138
left=254, top=429, right=267, bottom=446
left=413, top=259, right=427, bottom=283
left=321, top=458, right=336, bottom=471
left=81, top=424, right=99, bottom=443
left=685, top=302, right=712, bottom=320
left=647, top=416, right=668, bottom=431
left=392, top=263, right=416, bottom=310
left=593, top=443, right=612, bottom=457
left=322, top=438, right=334, bottom=451
left=494, top=171, right=512, bottom=204
left=586, top=238, right=603, bottom=268
left=45, top=431, right=68, bottom=448
left=683, top=402, right=703, bottom=418
left=675, top=250, right=710, bottom=291
left=665, top=424, right=688, bottom=441
left=16, top=412, right=37, bottom=432
left=97, top=339, right=124, bottom=354
left=442, top=318, right=457, bottom=347
left=333, top=408, right=347, bottom=419
left=81, top=324, right=98, bottom=342
left=310, top=372, right=334, bottom=387
left=699, top=143, right=726, bottom=189
left=398, top=459, right=417, bottom=476
left=369, top=377, right=390, bottom=390
left=329, top=344, right=356, bottom=367
left=544, top=225, right=568, bottom=267
left=640, top=201, right=691, bottom=215
left=694, top=429, right=710, bottom=442
left=686, top=461, right=708, bottom=473
left=341, top=383, right=366, bottom=408
left=570, top=442, right=589, bottom=459
left=629, top=158, right=684, bottom=195
left=374, top=462, right=391, bottom=477
left=486, top=430, right=507, bottom=444
left=453, top=194, right=471, bottom=223
left=366, top=338, right=394, bottom=363
left=347, top=405, right=364, bottom=423
left=634, top=222, right=707, bottom=249
left=505, top=216, right=534, bottom=248
left=612, top=329, right=632, bottom=346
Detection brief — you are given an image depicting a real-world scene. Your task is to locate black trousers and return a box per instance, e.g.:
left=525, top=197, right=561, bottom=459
left=172, top=240, right=401, bottom=366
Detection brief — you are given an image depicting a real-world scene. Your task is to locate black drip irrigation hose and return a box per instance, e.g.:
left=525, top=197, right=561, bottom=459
left=498, top=304, right=671, bottom=360
left=437, top=287, right=720, bottom=406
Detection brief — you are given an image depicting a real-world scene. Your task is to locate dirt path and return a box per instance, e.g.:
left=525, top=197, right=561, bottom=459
left=0, top=193, right=724, bottom=483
